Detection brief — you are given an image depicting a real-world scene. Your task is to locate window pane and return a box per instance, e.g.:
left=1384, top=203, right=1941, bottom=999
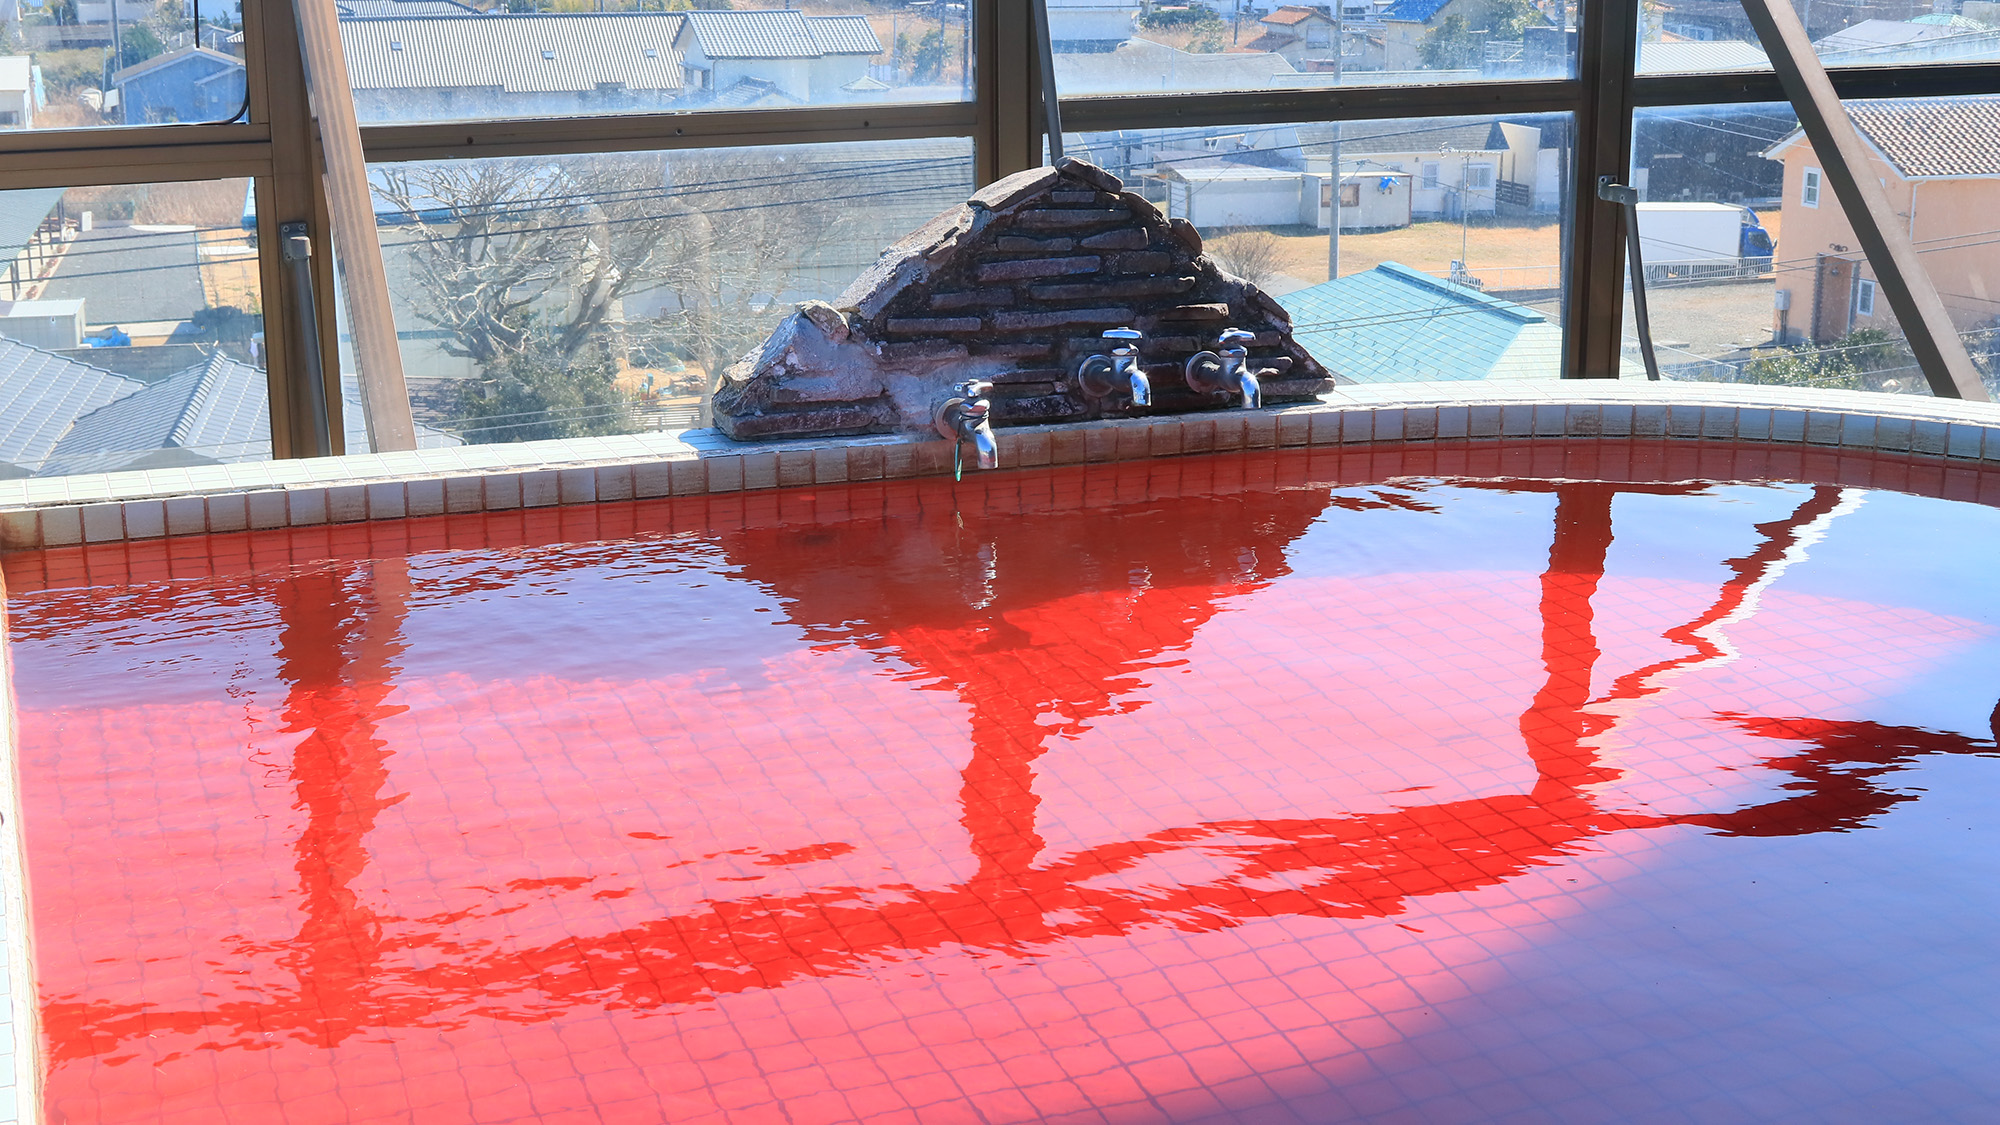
left=343, top=4, right=970, bottom=124
left=1638, top=0, right=2000, bottom=74
left=1625, top=100, right=2000, bottom=397
left=0, top=178, right=269, bottom=477
left=365, top=138, right=975, bottom=444
left=2, top=7, right=247, bottom=129
left=1064, top=112, right=1574, bottom=385
left=1055, top=2, right=1576, bottom=97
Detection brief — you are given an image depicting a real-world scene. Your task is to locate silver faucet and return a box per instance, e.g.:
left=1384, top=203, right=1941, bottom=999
left=933, top=378, right=998, bottom=470
left=1078, top=327, right=1150, bottom=407
left=1184, top=328, right=1263, bottom=409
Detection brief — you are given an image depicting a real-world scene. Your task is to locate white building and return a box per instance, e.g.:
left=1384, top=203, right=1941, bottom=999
left=1047, top=0, right=1137, bottom=50
left=674, top=10, right=881, bottom=105
left=0, top=55, right=33, bottom=130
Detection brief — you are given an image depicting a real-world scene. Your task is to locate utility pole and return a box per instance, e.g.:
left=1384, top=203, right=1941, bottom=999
left=1327, top=3, right=1343, bottom=282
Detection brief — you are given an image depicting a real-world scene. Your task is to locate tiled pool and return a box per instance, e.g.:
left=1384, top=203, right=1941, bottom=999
left=5, top=441, right=1999, bottom=1123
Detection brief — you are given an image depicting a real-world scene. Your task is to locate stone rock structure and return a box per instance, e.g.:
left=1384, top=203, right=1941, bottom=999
left=715, top=157, right=1335, bottom=441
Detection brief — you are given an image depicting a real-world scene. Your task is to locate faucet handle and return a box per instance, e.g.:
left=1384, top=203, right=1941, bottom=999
left=1102, top=327, right=1143, bottom=342
left=1218, top=328, right=1256, bottom=347
left=954, top=378, right=994, bottom=399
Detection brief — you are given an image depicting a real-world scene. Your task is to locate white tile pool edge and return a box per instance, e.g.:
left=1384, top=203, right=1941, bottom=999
left=0, top=573, right=38, bottom=1125
left=5, top=381, right=2000, bottom=552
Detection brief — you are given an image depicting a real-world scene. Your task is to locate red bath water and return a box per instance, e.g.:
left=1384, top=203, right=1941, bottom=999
left=7, top=442, right=2000, bottom=1124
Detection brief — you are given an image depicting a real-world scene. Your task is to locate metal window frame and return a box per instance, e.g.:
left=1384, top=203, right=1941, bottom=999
left=5, top=0, right=2000, bottom=458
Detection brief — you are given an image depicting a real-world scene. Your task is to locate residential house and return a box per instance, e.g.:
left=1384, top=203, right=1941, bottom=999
left=1243, top=5, right=1341, bottom=66
left=1380, top=0, right=1495, bottom=70
left=673, top=10, right=881, bottom=105
left=1813, top=17, right=2000, bottom=64
left=1047, top=0, right=1137, bottom=51
left=0, top=335, right=139, bottom=478
left=0, top=337, right=461, bottom=477
left=1631, top=103, right=1785, bottom=206
left=1302, top=119, right=1506, bottom=219
left=1762, top=97, right=2000, bottom=342
left=1054, top=37, right=1298, bottom=94
left=340, top=13, right=685, bottom=120
left=336, top=0, right=479, bottom=15
left=0, top=54, right=33, bottom=129
left=1283, top=262, right=1564, bottom=382
left=111, top=46, right=246, bottom=125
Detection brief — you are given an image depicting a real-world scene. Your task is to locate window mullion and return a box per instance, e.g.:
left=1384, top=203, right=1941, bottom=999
left=1564, top=0, right=1642, bottom=379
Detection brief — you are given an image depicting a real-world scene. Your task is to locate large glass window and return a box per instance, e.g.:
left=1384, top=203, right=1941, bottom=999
left=363, top=138, right=975, bottom=444
left=1624, top=98, right=2000, bottom=397
left=0, top=178, right=269, bottom=477
left=342, top=4, right=970, bottom=125
left=0, top=1, right=247, bottom=130
left=1053, top=0, right=1576, bottom=98
left=1067, top=112, right=1573, bottom=385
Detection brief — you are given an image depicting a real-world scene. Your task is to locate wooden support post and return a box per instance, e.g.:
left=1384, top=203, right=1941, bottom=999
left=290, top=0, right=420, bottom=449
left=1740, top=0, right=1989, bottom=401
left=977, top=0, right=1040, bottom=185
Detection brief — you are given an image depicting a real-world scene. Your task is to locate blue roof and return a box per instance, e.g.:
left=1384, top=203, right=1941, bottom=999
left=1281, top=263, right=1562, bottom=384
left=1382, top=0, right=1456, bottom=22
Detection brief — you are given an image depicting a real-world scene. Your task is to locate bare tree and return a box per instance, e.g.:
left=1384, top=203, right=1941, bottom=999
left=372, top=151, right=837, bottom=382
left=1209, top=228, right=1287, bottom=290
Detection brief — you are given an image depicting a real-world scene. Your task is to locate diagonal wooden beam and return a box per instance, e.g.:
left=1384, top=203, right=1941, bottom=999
left=1740, top=0, right=1988, bottom=401
left=291, top=0, right=419, bottom=450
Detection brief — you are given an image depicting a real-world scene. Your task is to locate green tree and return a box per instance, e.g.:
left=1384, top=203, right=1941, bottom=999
left=1737, top=328, right=1922, bottom=394
left=453, top=332, right=637, bottom=444
left=910, top=28, right=947, bottom=83
left=117, top=24, right=164, bottom=70
left=1418, top=14, right=1481, bottom=69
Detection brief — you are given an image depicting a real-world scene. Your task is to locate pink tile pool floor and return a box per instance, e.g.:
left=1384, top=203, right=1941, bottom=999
left=6, top=441, right=2000, bottom=1124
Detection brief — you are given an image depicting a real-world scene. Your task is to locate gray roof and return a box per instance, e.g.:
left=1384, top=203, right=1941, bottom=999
left=341, top=13, right=685, bottom=94
left=337, top=0, right=479, bottom=16
left=1298, top=118, right=1501, bottom=154
left=0, top=187, right=65, bottom=263
left=43, top=352, right=271, bottom=475
left=0, top=336, right=143, bottom=474
left=681, top=10, right=880, bottom=59
left=1637, top=40, right=1768, bottom=72
left=42, top=353, right=460, bottom=476
left=805, top=15, right=883, bottom=55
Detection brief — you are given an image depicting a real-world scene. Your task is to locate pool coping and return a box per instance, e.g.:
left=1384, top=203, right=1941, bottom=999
left=5, top=381, right=2000, bottom=552
left=0, top=570, right=37, bottom=1125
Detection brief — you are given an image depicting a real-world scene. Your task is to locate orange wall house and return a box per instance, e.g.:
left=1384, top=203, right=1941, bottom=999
left=1763, top=98, right=2000, bottom=344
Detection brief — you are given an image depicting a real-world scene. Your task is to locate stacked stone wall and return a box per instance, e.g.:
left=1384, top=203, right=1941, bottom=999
left=716, top=157, right=1333, bottom=441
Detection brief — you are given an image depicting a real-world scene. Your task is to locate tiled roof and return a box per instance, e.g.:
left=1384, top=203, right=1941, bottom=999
left=805, top=15, right=885, bottom=55
left=340, top=14, right=684, bottom=94
left=0, top=336, right=143, bottom=475
left=1282, top=263, right=1558, bottom=383
left=1238, top=30, right=1300, bottom=52
left=1262, top=5, right=1328, bottom=25
left=1845, top=96, right=2000, bottom=178
left=42, top=354, right=460, bottom=476
left=683, top=10, right=853, bottom=59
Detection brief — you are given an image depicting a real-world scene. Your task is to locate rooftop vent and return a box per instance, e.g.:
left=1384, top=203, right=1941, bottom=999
left=391, top=40, right=403, bottom=50
left=645, top=47, right=659, bottom=58
left=542, top=49, right=556, bottom=60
